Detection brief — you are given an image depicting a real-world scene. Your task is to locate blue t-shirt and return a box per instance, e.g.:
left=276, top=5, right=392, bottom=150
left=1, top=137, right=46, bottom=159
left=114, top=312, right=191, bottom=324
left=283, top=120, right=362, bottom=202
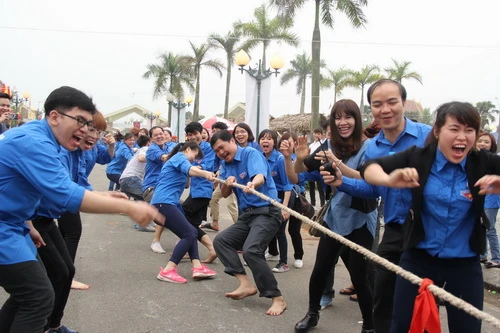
left=189, top=141, right=216, bottom=199
left=0, top=120, right=85, bottom=264
left=265, top=149, right=293, bottom=193
left=338, top=118, right=432, bottom=225
left=418, top=149, right=476, bottom=258
left=142, top=142, right=175, bottom=191
left=220, top=146, right=278, bottom=212
left=151, top=152, right=193, bottom=205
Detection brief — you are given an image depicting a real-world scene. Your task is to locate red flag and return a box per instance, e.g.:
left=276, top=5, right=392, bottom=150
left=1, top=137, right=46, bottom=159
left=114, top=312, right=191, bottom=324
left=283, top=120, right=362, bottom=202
left=409, top=278, right=441, bottom=333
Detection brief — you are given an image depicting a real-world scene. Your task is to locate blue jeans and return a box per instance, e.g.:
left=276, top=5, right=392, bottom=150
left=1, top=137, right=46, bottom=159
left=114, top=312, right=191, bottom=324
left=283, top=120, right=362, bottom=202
left=120, top=176, right=144, bottom=200
left=483, top=208, right=500, bottom=262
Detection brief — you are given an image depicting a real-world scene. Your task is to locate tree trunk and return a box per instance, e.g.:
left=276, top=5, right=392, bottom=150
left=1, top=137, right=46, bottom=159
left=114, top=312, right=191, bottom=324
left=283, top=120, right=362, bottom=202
left=224, top=54, right=232, bottom=119
left=168, top=78, right=173, bottom=127
left=310, top=0, right=321, bottom=137
left=359, top=84, right=365, bottom=116
left=193, top=66, right=201, bottom=122
left=300, top=80, right=306, bottom=114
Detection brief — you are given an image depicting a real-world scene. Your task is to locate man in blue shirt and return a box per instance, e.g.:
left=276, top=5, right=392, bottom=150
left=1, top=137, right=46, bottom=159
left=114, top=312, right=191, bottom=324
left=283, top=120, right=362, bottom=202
left=144, top=126, right=176, bottom=254
left=336, top=79, right=431, bottom=333
left=0, top=86, right=160, bottom=333
left=210, top=130, right=287, bottom=316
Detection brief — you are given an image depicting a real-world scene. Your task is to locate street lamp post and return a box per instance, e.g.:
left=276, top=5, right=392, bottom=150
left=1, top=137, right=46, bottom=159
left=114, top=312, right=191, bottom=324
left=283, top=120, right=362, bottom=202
left=144, top=111, right=161, bottom=129
left=167, top=94, right=193, bottom=139
left=235, top=50, right=284, bottom=135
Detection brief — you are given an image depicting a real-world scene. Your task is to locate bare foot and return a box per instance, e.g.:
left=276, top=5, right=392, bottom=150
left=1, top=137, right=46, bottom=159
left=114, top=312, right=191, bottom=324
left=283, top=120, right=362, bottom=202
left=266, top=296, right=287, bottom=316
left=71, top=280, right=90, bottom=290
left=201, top=251, right=217, bottom=264
left=225, top=285, right=258, bottom=300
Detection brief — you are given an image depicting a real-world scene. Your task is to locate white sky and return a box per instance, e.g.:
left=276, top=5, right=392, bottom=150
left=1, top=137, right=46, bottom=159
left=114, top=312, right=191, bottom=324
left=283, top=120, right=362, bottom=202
left=1, top=0, right=500, bottom=125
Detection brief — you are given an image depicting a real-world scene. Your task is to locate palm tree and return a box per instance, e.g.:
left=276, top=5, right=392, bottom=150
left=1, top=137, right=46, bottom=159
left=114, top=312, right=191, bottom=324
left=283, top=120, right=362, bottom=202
left=236, top=4, right=300, bottom=67
left=143, top=52, right=194, bottom=126
left=346, top=64, right=382, bottom=113
left=179, top=41, right=225, bottom=122
left=475, top=101, right=499, bottom=128
left=321, top=67, right=350, bottom=104
left=270, top=0, right=369, bottom=133
left=384, top=58, right=423, bottom=84
left=280, top=51, right=324, bottom=114
left=208, top=28, right=244, bottom=118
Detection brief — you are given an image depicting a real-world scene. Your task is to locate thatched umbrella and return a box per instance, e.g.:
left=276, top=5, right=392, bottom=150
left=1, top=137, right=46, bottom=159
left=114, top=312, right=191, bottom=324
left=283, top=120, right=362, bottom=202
left=270, top=113, right=328, bottom=135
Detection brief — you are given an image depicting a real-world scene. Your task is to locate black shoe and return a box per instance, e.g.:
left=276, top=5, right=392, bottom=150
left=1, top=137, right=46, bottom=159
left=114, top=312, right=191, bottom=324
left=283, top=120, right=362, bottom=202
left=361, top=327, right=375, bottom=333
left=295, top=311, right=319, bottom=332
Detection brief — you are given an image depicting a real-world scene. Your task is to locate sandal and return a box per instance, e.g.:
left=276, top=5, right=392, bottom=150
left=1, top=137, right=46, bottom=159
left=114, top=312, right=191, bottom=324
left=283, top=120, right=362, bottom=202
left=485, top=261, right=500, bottom=268
left=349, top=294, right=359, bottom=302
left=339, top=286, right=356, bottom=296
left=200, top=222, right=219, bottom=232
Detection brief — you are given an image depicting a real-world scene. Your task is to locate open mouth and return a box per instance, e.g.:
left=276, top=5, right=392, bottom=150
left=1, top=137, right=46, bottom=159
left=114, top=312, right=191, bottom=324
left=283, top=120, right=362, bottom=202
left=452, top=145, right=466, bottom=155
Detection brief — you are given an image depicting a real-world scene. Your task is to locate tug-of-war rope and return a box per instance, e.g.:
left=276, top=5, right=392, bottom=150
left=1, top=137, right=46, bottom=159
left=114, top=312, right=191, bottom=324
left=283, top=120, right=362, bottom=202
left=213, top=177, right=500, bottom=330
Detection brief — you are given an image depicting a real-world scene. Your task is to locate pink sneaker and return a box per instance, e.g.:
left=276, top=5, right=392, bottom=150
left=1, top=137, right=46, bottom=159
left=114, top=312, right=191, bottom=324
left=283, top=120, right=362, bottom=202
left=192, top=265, right=217, bottom=280
left=157, top=267, right=187, bottom=284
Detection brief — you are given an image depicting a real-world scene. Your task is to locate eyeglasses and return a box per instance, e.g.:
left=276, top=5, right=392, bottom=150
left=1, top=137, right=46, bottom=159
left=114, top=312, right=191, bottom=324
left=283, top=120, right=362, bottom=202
left=58, top=112, right=94, bottom=130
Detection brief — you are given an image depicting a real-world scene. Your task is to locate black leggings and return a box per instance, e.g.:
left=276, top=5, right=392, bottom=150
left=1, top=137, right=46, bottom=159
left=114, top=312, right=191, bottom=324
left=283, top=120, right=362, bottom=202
left=308, top=224, right=374, bottom=329
left=181, top=195, right=210, bottom=241
left=58, top=211, right=82, bottom=263
left=33, top=218, right=75, bottom=331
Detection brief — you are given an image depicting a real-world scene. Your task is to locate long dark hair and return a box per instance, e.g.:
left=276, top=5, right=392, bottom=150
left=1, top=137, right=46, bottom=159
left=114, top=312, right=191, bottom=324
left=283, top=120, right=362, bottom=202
left=477, top=131, right=497, bottom=153
left=257, top=129, right=279, bottom=150
left=233, top=123, right=255, bottom=143
left=329, top=99, right=364, bottom=160
left=166, top=141, right=203, bottom=162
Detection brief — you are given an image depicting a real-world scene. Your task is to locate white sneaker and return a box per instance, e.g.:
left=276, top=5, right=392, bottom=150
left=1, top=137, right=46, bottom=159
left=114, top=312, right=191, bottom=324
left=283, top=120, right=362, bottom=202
left=294, top=259, right=304, bottom=269
left=265, top=253, right=280, bottom=261
left=151, top=241, right=165, bottom=254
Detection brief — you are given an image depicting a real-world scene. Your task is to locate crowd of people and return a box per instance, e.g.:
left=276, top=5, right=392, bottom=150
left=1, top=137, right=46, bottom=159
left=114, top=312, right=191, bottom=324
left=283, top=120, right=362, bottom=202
left=1, top=78, right=500, bottom=333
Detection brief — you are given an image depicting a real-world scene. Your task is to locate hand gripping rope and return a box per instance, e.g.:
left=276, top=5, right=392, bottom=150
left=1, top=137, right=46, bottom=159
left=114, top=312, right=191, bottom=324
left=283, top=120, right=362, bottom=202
left=213, top=177, right=500, bottom=330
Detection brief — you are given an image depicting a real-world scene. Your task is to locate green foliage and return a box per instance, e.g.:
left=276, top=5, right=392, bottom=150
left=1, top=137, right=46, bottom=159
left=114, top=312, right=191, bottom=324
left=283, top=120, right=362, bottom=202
left=321, top=66, right=351, bottom=103
left=384, top=58, right=423, bottom=84
left=475, top=101, right=498, bottom=128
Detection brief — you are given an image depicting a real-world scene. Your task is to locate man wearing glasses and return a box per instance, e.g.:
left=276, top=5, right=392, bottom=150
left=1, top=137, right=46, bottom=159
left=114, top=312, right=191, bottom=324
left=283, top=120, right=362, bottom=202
left=0, top=86, right=162, bottom=333
left=0, top=92, right=12, bottom=134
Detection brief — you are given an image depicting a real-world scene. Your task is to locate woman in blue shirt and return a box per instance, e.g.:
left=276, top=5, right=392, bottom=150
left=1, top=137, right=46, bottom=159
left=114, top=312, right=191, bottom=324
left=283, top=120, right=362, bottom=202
left=476, top=132, right=500, bottom=268
left=233, top=122, right=261, bottom=150
left=295, top=99, right=377, bottom=333
left=258, top=129, right=293, bottom=273
left=361, top=102, right=500, bottom=332
left=152, top=141, right=217, bottom=284
left=106, top=133, right=136, bottom=190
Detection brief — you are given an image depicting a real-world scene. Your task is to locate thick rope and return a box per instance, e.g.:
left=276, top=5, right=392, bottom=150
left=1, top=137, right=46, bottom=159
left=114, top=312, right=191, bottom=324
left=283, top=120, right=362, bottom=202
left=214, top=177, right=500, bottom=329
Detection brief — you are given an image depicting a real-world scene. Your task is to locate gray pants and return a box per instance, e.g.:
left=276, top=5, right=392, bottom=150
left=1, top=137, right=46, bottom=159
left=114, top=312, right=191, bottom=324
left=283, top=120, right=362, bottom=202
left=214, top=205, right=282, bottom=298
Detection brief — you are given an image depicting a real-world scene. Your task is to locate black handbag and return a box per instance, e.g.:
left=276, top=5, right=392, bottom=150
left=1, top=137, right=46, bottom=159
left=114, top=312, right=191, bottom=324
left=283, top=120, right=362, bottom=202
left=291, top=185, right=315, bottom=219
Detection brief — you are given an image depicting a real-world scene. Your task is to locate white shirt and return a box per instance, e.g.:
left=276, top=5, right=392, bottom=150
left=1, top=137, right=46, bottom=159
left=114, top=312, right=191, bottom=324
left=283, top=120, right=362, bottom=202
left=120, top=146, right=148, bottom=180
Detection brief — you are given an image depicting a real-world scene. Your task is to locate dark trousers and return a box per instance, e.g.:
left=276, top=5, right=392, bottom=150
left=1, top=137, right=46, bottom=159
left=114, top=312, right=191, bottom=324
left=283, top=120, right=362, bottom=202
left=213, top=206, right=282, bottom=298
left=0, top=259, right=54, bottom=333
left=288, top=216, right=304, bottom=260
left=32, top=218, right=75, bottom=331
left=106, top=173, right=121, bottom=190
left=391, top=249, right=483, bottom=333
left=153, top=204, right=199, bottom=263
left=181, top=195, right=210, bottom=241
left=308, top=181, right=325, bottom=206
left=309, top=224, right=374, bottom=328
left=58, top=211, right=82, bottom=263
left=373, top=223, right=403, bottom=333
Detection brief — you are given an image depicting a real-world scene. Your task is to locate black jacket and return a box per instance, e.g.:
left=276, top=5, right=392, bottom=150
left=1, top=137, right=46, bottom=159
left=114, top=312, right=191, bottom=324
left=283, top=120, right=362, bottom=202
left=360, top=144, right=500, bottom=254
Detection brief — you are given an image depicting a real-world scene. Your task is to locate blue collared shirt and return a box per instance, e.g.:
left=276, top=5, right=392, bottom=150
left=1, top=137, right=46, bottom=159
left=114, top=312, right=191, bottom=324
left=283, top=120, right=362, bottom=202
left=338, top=118, right=432, bottom=225
left=106, top=142, right=134, bottom=174
left=81, top=144, right=112, bottom=190
left=142, top=142, right=173, bottom=191
left=151, top=152, right=193, bottom=205
left=189, top=141, right=216, bottom=199
left=265, top=149, right=293, bottom=193
left=418, top=149, right=476, bottom=258
left=0, top=120, right=85, bottom=264
left=220, top=146, right=278, bottom=212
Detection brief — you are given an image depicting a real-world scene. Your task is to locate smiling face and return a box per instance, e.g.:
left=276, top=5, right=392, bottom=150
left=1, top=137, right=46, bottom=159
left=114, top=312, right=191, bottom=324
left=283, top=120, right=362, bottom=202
left=476, top=134, right=492, bottom=151
left=370, top=82, right=405, bottom=135
left=201, top=128, right=210, bottom=142
left=259, top=133, right=275, bottom=156
left=80, top=128, right=100, bottom=150
left=212, top=138, right=238, bottom=162
left=435, top=115, right=476, bottom=164
left=234, top=126, right=249, bottom=146
left=49, top=107, right=92, bottom=151
left=334, top=111, right=356, bottom=141
left=186, top=130, right=202, bottom=144
left=151, top=128, right=165, bottom=146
